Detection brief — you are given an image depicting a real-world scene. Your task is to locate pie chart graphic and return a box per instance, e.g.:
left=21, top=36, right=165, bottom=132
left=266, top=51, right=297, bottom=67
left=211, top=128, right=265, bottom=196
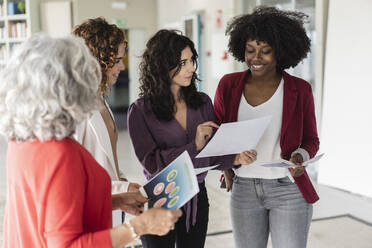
left=153, top=182, right=165, bottom=195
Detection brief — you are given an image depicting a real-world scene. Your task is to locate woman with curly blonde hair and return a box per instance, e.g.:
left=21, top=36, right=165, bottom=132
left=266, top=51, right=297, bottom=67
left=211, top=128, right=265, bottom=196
left=73, top=17, right=127, bottom=95
left=72, top=18, right=142, bottom=225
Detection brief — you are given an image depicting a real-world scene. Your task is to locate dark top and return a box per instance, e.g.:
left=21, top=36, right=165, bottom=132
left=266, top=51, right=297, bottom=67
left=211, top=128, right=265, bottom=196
left=127, top=92, right=235, bottom=230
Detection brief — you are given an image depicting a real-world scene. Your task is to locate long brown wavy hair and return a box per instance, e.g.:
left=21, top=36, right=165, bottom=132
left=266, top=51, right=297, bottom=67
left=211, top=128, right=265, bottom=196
left=139, top=29, right=203, bottom=121
left=72, top=17, right=127, bottom=95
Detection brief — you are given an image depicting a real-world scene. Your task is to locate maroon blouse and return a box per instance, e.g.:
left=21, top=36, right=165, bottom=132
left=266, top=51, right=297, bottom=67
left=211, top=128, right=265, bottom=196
left=127, top=92, right=235, bottom=230
left=214, top=70, right=320, bottom=203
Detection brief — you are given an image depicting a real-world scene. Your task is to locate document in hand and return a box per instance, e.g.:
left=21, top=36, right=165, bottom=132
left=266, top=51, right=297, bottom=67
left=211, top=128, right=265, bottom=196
left=261, top=153, right=325, bottom=168
left=194, top=164, right=219, bottom=175
left=140, top=151, right=199, bottom=210
left=196, top=116, right=272, bottom=158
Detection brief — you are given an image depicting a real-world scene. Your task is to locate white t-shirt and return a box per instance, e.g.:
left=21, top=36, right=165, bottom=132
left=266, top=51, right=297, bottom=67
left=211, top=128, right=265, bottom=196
left=233, top=78, right=290, bottom=179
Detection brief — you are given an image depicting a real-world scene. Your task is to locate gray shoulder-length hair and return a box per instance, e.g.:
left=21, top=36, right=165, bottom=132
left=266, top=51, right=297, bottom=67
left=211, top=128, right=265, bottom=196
left=0, top=34, right=102, bottom=141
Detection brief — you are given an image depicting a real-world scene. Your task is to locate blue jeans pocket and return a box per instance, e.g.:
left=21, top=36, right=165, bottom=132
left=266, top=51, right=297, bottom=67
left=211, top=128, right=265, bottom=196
left=233, top=175, right=239, bottom=183
left=277, top=177, right=293, bottom=186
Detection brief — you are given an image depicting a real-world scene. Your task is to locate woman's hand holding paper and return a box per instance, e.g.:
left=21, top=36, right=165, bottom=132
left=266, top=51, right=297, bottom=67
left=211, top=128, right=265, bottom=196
left=194, top=121, right=219, bottom=151
left=233, top=149, right=257, bottom=166
left=289, top=153, right=305, bottom=177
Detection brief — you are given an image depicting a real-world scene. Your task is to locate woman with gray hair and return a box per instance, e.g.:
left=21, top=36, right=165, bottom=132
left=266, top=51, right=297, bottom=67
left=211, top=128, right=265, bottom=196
left=1, top=34, right=181, bottom=248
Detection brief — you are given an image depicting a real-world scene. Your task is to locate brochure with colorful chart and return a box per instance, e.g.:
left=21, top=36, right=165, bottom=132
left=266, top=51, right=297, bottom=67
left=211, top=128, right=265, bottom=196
left=140, top=151, right=200, bottom=210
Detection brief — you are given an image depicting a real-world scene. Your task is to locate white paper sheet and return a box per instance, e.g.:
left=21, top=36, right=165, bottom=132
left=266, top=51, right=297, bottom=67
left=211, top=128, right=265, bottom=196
left=195, top=116, right=272, bottom=158
left=194, top=164, right=220, bottom=175
left=261, top=153, right=325, bottom=168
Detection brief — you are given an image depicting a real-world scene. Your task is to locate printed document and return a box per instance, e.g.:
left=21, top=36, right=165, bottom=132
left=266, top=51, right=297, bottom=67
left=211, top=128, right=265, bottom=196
left=261, top=153, right=325, bottom=168
left=196, top=116, right=272, bottom=158
left=194, top=164, right=219, bottom=175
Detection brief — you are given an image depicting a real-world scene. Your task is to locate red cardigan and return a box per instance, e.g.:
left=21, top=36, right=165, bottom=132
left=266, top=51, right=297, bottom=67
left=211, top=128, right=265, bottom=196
left=214, top=70, right=320, bottom=203
left=3, top=138, right=112, bottom=247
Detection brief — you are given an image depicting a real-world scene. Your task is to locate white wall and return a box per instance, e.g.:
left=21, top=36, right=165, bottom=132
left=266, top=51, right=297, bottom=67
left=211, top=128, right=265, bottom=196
left=157, top=0, right=236, bottom=99
left=40, top=0, right=75, bottom=33
left=128, top=29, right=146, bottom=104
left=41, top=1, right=72, bottom=36
left=314, top=0, right=329, bottom=128
left=75, top=0, right=157, bottom=38
left=318, top=0, right=372, bottom=197
left=40, top=0, right=157, bottom=43
left=30, top=0, right=41, bottom=32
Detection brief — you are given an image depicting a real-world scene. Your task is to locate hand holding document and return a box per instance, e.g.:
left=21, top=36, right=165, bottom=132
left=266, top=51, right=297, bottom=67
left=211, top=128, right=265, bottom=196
left=140, top=151, right=199, bottom=210
left=196, top=116, right=272, bottom=158
left=261, top=153, right=325, bottom=168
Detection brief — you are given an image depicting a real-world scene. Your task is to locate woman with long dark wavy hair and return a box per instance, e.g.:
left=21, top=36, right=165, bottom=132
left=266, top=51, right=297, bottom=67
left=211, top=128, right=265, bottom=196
left=127, top=29, right=257, bottom=248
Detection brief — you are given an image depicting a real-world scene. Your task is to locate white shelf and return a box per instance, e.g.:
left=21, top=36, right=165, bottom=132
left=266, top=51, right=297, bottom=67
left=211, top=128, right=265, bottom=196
left=7, top=14, right=27, bottom=21
left=0, top=0, right=31, bottom=66
left=8, top=37, right=27, bottom=43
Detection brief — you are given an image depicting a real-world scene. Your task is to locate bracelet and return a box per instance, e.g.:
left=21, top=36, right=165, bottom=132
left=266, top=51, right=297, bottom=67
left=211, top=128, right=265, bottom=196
left=125, top=222, right=139, bottom=240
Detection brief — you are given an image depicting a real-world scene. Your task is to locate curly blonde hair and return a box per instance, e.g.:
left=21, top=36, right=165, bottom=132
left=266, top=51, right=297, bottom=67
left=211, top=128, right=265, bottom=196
left=72, top=17, right=127, bottom=95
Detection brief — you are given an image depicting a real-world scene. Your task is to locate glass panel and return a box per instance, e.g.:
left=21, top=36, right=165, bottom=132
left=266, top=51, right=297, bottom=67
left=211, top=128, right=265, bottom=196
left=295, top=0, right=315, bottom=9
left=260, top=0, right=292, bottom=9
left=0, top=0, right=5, bottom=16
left=0, top=21, right=5, bottom=39
left=0, top=44, right=6, bottom=60
left=290, top=4, right=315, bottom=85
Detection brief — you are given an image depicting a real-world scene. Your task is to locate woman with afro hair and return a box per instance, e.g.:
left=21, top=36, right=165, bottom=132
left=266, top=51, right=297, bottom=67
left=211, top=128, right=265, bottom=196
left=127, top=29, right=257, bottom=248
left=214, top=6, right=320, bottom=248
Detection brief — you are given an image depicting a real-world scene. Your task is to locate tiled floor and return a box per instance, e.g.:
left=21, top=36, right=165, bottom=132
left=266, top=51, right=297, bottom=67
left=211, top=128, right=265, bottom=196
left=1, top=131, right=372, bottom=247
left=205, top=215, right=372, bottom=248
left=204, top=168, right=372, bottom=248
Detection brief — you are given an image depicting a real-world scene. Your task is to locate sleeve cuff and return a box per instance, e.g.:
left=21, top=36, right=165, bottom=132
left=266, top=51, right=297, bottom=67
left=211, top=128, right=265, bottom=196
left=287, top=174, right=295, bottom=183
left=214, top=154, right=240, bottom=170
left=187, top=141, right=198, bottom=158
left=291, top=148, right=310, bottom=162
left=118, top=170, right=127, bottom=180
left=111, top=180, right=129, bottom=194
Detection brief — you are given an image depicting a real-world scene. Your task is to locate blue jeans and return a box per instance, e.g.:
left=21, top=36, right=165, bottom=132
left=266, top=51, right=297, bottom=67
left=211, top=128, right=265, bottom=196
left=230, top=176, right=312, bottom=248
